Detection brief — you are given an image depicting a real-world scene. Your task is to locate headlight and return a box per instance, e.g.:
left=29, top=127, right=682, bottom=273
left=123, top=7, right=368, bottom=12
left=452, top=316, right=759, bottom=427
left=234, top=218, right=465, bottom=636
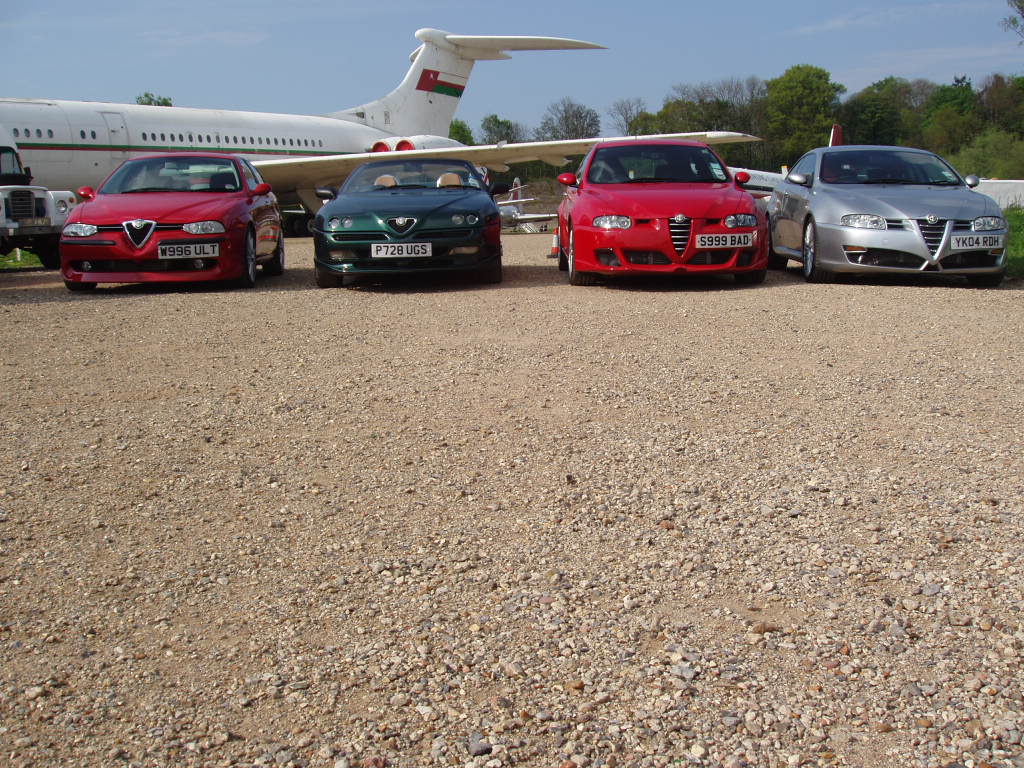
left=973, top=216, right=1006, bottom=232
left=183, top=220, right=225, bottom=234
left=56, top=200, right=69, bottom=214
left=724, top=214, right=757, bottom=228
left=593, top=215, right=632, bottom=230
left=62, top=222, right=97, bottom=237
left=466, top=213, right=479, bottom=225
left=841, top=214, right=886, bottom=230
left=451, top=214, right=464, bottom=225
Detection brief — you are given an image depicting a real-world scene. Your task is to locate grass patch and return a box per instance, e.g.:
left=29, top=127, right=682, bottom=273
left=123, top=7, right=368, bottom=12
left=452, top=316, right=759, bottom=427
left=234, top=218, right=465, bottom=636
left=0, top=248, right=43, bottom=270
left=1005, top=207, right=1024, bottom=278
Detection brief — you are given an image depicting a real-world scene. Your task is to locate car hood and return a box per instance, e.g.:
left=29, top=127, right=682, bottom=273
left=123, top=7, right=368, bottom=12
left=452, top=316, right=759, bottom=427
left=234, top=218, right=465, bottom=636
left=817, top=185, right=1001, bottom=220
left=323, top=189, right=493, bottom=218
left=72, top=192, right=239, bottom=224
left=581, top=183, right=754, bottom=219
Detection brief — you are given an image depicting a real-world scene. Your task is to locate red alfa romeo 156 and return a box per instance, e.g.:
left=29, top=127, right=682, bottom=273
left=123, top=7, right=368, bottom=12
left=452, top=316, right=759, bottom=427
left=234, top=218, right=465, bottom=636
left=556, top=139, right=768, bottom=285
left=60, top=153, right=283, bottom=291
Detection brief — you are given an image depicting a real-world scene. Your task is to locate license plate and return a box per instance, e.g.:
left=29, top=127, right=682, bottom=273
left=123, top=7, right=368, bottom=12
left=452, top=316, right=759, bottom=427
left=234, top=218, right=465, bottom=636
left=158, top=243, right=220, bottom=259
left=19, top=217, right=50, bottom=227
left=371, top=242, right=431, bottom=258
left=696, top=232, right=753, bottom=249
left=950, top=233, right=1004, bottom=251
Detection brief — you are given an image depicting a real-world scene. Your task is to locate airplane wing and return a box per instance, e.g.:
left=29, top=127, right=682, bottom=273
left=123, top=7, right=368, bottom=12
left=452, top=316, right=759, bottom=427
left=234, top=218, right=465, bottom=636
left=253, top=131, right=761, bottom=192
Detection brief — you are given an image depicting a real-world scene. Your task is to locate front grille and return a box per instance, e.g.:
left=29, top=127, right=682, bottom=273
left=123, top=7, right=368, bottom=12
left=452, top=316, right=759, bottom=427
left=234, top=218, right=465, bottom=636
left=95, top=224, right=181, bottom=233
left=416, top=228, right=474, bottom=239
left=940, top=251, right=1001, bottom=269
left=624, top=250, right=671, bottom=265
left=885, top=219, right=907, bottom=230
left=667, top=218, right=691, bottom=254
left=72, top=258, right=215, bottom=272
left=9, top=190, right=35, bottom=220
left=688, top=251, right=731, bottom=265
left=916, top=220, right=946, bottom=254
left=844, top=248, right=926, bottom=269
left=331, top=232, right=387, bottom=242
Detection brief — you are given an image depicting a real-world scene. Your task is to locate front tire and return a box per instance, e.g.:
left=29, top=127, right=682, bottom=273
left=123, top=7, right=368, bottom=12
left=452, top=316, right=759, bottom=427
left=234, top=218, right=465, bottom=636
left=234, top=229, right=257, bottom=288
left=966, top=271, right=1005, bottom=288
left=735, top=269, right=767, bottom=285
left=36, top=236, right=61, bottom=270
left=263, top=232, right=285, bottom=276
left=478, top=253, right=503, bottom=284
left=557, top=230, right=568, bottom=271
left=315, top=265, right=344, bottom=288
left=801, top=219, right=831, bottom=283
left=567, top=226, right=597, bottom=286
left=766, top=226, right=788, bottom=270
left=64, top=280, right=96, bottom=292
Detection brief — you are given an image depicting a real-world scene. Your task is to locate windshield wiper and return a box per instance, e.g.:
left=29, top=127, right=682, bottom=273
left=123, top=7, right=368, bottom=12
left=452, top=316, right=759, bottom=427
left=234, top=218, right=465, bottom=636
left=625, top=176, right=692, bottom=183
left=121, top=186, right=170, bottom=193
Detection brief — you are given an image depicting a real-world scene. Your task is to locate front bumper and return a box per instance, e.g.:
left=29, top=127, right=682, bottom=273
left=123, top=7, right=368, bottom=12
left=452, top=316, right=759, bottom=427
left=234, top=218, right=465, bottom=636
left=571, top=218, right=767, bottom=275
left=313, top=227, right=500, bottom=275
left=816, top=220, right=1007, bottom=275
left=60, top=232, right=239, bottom=284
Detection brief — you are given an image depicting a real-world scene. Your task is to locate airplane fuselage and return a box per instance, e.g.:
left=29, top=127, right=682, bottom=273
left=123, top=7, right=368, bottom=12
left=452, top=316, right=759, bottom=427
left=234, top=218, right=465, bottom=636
left=0, top=98, right=392, bottom=192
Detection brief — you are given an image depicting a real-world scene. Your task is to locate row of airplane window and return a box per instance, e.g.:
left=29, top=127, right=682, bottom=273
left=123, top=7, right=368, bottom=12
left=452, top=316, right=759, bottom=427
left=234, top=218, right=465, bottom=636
left=9, top=125, right=325, bottom=149
left=138, top=132, right=325, bottom=148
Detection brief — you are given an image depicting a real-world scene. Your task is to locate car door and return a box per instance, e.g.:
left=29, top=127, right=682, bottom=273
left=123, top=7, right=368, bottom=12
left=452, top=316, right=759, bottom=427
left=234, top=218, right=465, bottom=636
left=558, top=152, right=591, bottom=245
left=774, top=152, right=817, bottom=251
left=241, top=159, right=278, bottom=255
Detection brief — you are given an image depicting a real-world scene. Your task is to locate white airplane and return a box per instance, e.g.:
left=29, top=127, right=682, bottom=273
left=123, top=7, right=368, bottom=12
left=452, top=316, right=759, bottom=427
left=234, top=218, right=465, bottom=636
left=497, top=178, right=557, bottom=233
left=1, top=28, right=760, bottom=232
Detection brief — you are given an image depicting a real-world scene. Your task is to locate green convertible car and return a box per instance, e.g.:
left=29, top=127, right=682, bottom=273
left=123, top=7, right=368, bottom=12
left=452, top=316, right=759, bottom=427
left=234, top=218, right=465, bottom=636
left=312, top=158, right=509, bottom=287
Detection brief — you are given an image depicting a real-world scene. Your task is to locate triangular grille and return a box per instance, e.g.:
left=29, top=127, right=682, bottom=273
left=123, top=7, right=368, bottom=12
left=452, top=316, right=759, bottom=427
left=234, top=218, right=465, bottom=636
left=387, top=216, right=417, bottom=234
left=123, top=219, right=156, bottom=248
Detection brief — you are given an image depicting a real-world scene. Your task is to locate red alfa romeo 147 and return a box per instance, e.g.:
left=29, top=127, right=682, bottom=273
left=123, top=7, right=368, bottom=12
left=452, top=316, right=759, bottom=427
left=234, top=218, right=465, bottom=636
left=60, top=153, right=283, bottom=291
left=556, top=139, right=768, bottom=285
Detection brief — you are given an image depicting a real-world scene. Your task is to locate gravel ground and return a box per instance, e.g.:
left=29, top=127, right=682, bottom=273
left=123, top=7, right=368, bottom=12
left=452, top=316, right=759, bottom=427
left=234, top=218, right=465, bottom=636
left=1, top=236, right=1023, bottom=768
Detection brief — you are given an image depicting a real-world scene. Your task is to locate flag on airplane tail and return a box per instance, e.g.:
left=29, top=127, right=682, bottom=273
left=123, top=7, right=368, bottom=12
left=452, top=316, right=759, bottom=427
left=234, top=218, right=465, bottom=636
left=416, top=69, right=467, bottom=98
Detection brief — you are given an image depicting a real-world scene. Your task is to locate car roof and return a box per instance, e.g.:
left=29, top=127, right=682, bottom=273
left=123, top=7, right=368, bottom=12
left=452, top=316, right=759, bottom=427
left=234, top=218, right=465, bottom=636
left=815, top=145, right=935, bottom=155
left=126, top=152, right=241, bottom=162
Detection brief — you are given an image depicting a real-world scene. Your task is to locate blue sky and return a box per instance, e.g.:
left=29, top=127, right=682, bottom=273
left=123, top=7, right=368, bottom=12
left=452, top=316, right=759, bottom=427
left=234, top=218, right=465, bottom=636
left=5, top=0, right=1020, bottom=137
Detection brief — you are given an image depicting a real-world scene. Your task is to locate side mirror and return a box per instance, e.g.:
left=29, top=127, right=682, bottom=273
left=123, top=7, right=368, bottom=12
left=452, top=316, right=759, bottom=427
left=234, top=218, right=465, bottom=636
left=252, top=182, right=272, bottom=196
left=314, top=187, right=336, bottom=201
left=77, top=186, right=95, bottom=201
left=786, top=172, right=809, bottom=187
left=24, top=166, right=33, bottom=182
left=734, top=170, right=751, bottom=185
left=490, top=182, right=511, bottom=196
left=964, top=175, right=980, bottom=188
left=557, top=172, right=578, bottom=187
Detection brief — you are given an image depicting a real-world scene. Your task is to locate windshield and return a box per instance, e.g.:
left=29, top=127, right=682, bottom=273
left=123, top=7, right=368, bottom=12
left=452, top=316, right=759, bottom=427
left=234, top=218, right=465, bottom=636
left=99, top=157, right=242, bottom=194
left=587, top=144, right=730, bottom=184
left=0, top=147, right=24, bottom=175
left=820, top=150, right=963, bottom=186
left=342, top=159, right=485, bottom=194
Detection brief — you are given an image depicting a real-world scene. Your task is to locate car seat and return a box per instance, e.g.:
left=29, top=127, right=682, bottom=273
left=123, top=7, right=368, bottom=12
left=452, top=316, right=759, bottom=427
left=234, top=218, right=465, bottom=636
left=208, top=171, right=238, bottom=191
left=373, top=174, right=398, bottom=188
left=436, top=172, right=462, bottom=188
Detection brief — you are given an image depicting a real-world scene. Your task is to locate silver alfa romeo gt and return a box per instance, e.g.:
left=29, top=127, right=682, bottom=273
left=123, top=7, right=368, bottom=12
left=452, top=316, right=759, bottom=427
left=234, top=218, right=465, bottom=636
left=768, top=145, right=1008, bottom=287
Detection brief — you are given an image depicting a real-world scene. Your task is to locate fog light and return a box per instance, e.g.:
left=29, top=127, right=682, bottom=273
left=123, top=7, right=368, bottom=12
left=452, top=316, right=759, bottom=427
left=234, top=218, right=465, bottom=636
left=449, top=246, right=479, bottom=255
left=81, top=261, right=92, bottom=272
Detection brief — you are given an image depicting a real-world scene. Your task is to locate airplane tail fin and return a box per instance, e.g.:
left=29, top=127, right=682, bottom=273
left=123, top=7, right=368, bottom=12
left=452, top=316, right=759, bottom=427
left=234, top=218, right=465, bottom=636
left=828, top=123, right=844, bottom=147
left=330, top=29, right=603, bottom=139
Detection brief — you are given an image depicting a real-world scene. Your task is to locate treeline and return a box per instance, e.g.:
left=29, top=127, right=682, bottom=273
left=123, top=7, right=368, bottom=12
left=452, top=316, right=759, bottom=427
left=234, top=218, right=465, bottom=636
left=454, top=67, right=1024, bottom=181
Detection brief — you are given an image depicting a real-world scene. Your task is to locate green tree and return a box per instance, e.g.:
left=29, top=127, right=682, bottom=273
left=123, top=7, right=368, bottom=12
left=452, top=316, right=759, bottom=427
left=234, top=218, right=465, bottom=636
left=921, top=76, right=982, bottom=154
left=479, top=114, right=528, bottom=144
left=1002, top=0, right=1024, bottom=42
left=946, top=127, right=1024, bottom=178
left=136, top=92, right=172, bottom=106
left=534, top=98, right=600, bottom=141
left=448, top=118, right=473, bottom=145
left=979, top=74, right=1024, bottom=135
left=765, top=65, right=844, bottom=164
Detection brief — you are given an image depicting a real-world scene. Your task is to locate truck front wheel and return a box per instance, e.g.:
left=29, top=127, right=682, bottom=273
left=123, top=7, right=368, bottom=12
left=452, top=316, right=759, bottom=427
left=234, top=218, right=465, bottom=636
left=35, top=236, right=61, bottom=269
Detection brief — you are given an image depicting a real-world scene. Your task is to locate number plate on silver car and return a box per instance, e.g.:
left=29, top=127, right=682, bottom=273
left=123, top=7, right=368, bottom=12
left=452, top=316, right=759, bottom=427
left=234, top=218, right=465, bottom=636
left=695, top=233, right=753, bottom=249
left=372, top=242, right=432, bottom=258
left=158, top=243, right=220, bottom=259
left=951, top=234, right=1004, bottom=251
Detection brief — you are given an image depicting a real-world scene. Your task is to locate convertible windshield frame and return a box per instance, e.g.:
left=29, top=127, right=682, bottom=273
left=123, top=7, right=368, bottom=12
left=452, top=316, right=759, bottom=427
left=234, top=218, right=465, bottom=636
left=342, top=159, right=486, bottom=194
